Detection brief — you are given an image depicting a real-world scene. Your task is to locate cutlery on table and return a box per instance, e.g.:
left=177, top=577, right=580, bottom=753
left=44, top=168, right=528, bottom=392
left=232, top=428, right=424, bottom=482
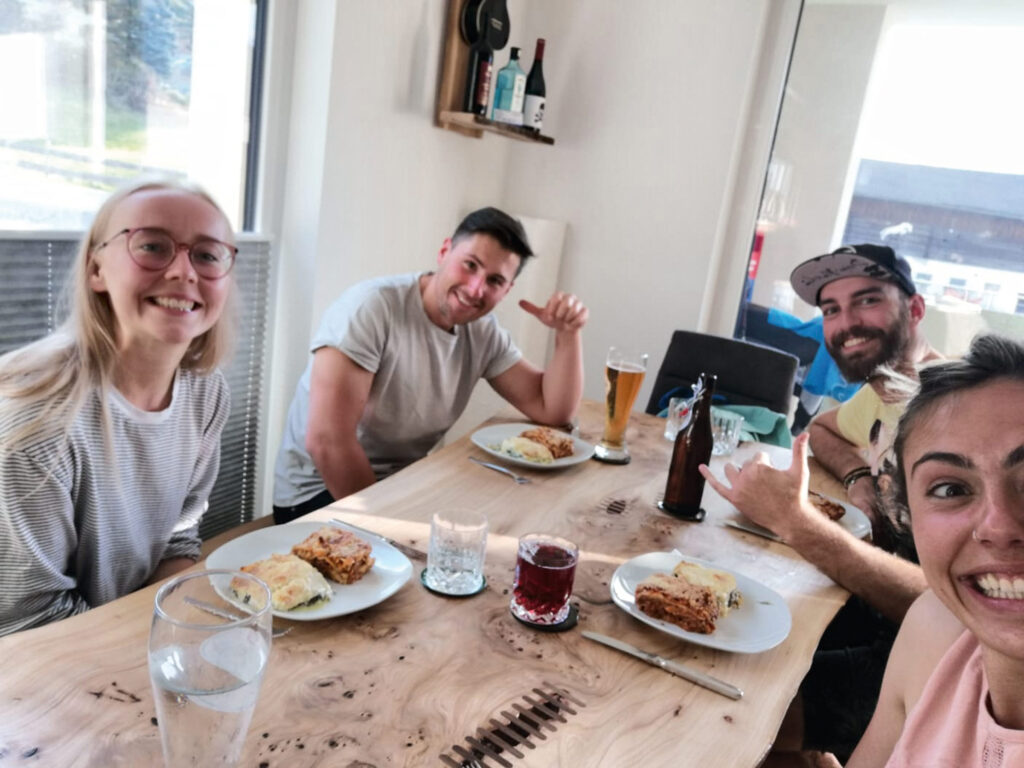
left=723, top=518, right=785, bottom=544
left=582, top=631, right=743, bottom=700
left=467, top=455, right=531, bottom=484
left=329, top=517, right=427, bottom=561
left=184, top=596, right=292, bottom=638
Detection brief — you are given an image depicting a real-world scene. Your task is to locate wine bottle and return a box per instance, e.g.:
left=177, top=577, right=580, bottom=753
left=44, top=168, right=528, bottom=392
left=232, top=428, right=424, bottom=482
left=659, top=373, right=716, bottom=521
left=491, top=47, right=527, bottom=125
left=463, top=12, right=494, bottom=115
left=523, top=38, right=546, bottom=132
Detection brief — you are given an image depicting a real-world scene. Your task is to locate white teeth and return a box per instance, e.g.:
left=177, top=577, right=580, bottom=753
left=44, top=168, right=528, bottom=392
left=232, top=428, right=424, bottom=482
left=154, top=297, right=195, bottom=312
left=974, top=573, right=1024, bottom=599
left=843, top=337, right=870, bottom=348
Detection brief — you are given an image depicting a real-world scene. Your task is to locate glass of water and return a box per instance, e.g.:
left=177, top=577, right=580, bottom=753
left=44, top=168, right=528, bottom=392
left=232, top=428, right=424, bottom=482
left=149, top=570, right=272, bottom=768
left=712, top=410, right=745, bottom=456
left=422, top=509, right=488, bottom=596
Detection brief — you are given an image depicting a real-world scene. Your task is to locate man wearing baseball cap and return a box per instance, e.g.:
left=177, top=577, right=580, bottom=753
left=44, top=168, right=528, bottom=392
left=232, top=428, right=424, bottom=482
left=792, top=243, right=940, bottom=527
left=701, top=243, right=940, bottom=764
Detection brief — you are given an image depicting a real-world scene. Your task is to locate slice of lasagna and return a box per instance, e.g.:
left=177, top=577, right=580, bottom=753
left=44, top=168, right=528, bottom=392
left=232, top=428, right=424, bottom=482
left=635, top=560, right=742, bottom=634
left=808, top=491, right=846, bottom=521
left=498, top=436, right=554, bottom=464
left=232, top=553, right=333, bottom=611
left=519, top=426, right=575, bottom=459
left=291, top=526, right=375, bottom=585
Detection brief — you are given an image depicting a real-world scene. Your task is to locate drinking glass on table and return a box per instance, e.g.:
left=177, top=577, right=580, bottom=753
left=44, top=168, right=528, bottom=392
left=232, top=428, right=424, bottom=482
left=510, top=533, right=578, bottom=625
left=594, top=346, right=648, bottom=464
left=422, top=509, right=488, bottom=596
left=149, top=570, right=272, bottom=768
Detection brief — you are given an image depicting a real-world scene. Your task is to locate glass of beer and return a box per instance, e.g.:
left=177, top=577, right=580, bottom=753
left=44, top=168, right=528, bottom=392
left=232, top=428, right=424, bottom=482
left=594, top=346, right=648, bottom=464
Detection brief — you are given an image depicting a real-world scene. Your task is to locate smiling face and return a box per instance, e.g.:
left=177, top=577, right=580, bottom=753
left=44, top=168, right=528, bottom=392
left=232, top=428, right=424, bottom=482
left=88, top=188, right=234, bottom=358
left=819, top=276, right=918, bottom=381
left=423, top=233, right=520, bottom=330
left=902, top=377, right=1024, bottom=663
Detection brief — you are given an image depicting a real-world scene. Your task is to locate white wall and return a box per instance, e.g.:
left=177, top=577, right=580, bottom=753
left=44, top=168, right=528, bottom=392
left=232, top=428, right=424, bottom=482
left=502, top=1, right=801, bottom=409
left=258, top=0, right=803, bottom=512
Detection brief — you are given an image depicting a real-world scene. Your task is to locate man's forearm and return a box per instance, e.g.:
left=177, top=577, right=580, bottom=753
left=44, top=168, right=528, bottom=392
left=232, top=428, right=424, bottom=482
left=807, top=419, right=869, bottom=480
left=310, top=439, right=377, bottom=501
left=539, top=330, right=584, bottom=424
left=788, top=513, right=927, bottom=624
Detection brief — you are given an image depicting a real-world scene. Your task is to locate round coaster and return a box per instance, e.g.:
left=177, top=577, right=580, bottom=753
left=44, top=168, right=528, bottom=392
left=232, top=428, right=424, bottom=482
left=419, top=568, right=487, bottom=598
left=657, top=500, right=707, bottom=522
left=591, top=452, right=631, bottom=465
left=511, top=603, right=579, bottom=632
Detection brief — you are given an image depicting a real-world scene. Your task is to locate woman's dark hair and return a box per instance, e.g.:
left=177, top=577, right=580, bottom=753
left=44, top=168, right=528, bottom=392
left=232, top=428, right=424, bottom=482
left=892, top=334, right=1024, bottom=507
left=452, top=207, right=534, bottom=276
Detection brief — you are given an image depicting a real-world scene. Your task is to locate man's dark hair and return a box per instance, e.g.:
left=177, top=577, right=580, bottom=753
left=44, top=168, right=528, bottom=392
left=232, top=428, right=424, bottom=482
left=452, top=207, right=534, bottom=277
left=892, top=333, right=1024, bottom=508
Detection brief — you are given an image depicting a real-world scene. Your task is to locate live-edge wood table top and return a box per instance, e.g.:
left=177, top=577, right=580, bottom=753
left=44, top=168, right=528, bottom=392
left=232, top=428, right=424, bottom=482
left=0, top=401, right=849, bottom=767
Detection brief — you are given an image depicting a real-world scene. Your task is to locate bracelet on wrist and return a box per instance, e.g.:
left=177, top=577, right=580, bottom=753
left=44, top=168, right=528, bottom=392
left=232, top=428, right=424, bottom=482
left=842, top=466, right=873, bottom=490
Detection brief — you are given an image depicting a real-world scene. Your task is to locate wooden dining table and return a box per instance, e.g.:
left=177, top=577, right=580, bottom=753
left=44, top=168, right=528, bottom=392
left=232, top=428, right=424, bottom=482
left=0, top=401, right=851, bottom=767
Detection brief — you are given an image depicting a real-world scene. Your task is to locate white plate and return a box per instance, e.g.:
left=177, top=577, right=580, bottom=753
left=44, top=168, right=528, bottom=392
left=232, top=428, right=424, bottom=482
left=470, top=423, right=595, bottom=470
left=610, top=552, right=792, bottom=654
left=729, top=493, right=872, bottom=542
left=205, top=521, right=413, bottom=620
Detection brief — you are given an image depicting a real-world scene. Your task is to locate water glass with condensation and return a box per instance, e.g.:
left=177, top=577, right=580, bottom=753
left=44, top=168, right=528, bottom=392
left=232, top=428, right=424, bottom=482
left=423, top=509, right=488, bottom=595
left=149, top=570, right=272, bottom=768
left=712, top=411, right=745, bottom=455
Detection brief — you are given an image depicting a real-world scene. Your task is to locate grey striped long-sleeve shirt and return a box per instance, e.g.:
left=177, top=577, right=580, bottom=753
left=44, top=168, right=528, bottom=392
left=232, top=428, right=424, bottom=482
left=0, top=369, right=229, bottom=637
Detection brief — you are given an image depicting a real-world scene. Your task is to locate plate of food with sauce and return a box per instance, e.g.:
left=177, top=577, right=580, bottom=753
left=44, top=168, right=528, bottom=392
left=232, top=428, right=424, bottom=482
left=470, top=423, right=594, bottom=470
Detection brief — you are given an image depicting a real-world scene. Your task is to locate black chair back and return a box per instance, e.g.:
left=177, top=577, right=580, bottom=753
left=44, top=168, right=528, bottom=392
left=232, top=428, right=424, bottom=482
left=645, top=330, right=799, bottom=415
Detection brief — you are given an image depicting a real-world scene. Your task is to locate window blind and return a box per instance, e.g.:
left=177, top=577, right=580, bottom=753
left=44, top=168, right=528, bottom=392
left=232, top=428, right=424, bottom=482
left=0, top=233, right=272, bottom=541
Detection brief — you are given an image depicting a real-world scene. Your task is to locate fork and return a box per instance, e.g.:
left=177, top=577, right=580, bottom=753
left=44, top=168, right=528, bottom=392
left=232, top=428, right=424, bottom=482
left=184, top=596, right=292, bottom=638
left=468, top=455, right=531, bottom=484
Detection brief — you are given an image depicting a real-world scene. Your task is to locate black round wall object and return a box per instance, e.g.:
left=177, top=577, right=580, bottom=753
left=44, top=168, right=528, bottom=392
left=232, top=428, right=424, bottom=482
left=460, top=0, right=510, bottom=50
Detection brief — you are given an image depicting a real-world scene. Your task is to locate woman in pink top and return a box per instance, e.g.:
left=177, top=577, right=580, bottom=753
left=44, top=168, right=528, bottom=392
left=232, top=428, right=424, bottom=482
left=846, top=334, right=1024, bottom=768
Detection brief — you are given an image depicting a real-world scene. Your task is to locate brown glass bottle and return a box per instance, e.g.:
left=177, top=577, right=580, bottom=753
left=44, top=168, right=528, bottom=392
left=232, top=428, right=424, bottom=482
left=659, top=373, right=716, bottom=521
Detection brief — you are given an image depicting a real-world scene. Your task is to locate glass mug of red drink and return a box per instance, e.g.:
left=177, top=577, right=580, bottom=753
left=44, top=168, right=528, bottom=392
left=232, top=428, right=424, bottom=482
left=510, top=534, right=578, bottom=625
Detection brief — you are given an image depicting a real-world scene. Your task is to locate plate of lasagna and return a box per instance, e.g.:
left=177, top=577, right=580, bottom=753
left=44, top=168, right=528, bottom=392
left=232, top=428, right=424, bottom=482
left=470, top=423, right=594, bottom=470
left=206, top=521, right=413, bottom=620
left=727, top=491, right=872, bottom=543
left=610, top=552, right=791, bottom=654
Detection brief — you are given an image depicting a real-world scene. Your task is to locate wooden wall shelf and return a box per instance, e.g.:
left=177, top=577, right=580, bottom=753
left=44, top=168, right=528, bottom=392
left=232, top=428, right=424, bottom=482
left=435, top=0, right=554, bottom=145
left=438, top=111, right=555, bottom=145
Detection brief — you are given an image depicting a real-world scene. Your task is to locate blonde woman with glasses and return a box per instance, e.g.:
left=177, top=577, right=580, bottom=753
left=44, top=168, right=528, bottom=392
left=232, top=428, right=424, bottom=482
left=0, top=180, right=237, bottom=636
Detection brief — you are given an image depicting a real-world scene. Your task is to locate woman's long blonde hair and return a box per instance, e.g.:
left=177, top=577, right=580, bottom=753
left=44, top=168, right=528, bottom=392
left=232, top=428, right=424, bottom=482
left=0, top=179, right=237, bottom=451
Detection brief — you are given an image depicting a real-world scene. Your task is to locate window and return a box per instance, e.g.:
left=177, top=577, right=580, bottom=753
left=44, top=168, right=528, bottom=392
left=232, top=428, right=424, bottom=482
left=0, top=1, right=271, bottom=538
left=743, top=3, right=1024, bottom=349
left=0, top=0, right=260, bottom=230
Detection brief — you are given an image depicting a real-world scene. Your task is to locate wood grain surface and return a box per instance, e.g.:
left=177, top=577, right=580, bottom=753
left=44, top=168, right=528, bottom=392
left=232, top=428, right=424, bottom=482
left=0, top=402, right=852, bottom=768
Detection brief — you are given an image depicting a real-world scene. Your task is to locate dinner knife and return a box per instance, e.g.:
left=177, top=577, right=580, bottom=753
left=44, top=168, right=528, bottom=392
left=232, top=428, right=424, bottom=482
left=582, top=631, right=743, bottom=700
left=329, top=517, right=427, bottom=561
left=722, top=518, right=785, bottom=544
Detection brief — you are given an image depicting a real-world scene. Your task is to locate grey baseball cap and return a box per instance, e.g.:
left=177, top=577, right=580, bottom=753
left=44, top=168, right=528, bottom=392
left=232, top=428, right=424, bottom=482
left=789, top=244, right=916, bottom=306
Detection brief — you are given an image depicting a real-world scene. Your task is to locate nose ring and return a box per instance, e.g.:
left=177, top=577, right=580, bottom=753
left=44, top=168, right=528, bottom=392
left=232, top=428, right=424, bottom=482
left=972, top=529, right=980, bottom=542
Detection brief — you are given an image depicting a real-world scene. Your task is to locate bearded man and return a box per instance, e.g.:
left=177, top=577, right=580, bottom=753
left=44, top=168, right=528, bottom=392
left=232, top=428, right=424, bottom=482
left=700, top=245, right=941, bottom=764
left=792, top=244, right=941, bottom=531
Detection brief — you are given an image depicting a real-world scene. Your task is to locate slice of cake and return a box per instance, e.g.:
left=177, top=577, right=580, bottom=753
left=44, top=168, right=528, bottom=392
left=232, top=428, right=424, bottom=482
left=291, top=526, right=375, bottom=584
left=233, top=553, right=333, bottom=611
